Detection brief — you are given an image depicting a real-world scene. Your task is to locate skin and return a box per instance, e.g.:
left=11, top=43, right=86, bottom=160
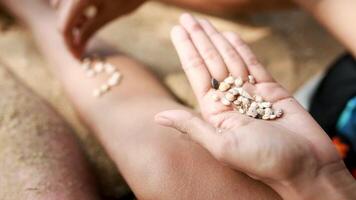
left=50, top=0, right=295, bottom=57
left=1, top=1, right=281, bottom=199
left=155, top=13, right=356, bottom=199
left=54, top=0, right=356, bottom=61
left=293, top=0, right=356, bottom=57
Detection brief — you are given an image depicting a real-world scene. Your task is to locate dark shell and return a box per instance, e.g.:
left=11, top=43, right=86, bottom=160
left=211, top=78, right=219, bottom=89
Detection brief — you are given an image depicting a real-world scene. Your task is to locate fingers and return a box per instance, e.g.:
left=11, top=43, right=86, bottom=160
left=171, top=25, right=212, bottom=99
left=180, top=14, right=229, bottom=81
left=155, top=110, right=222, bottom=153
left=198, top=19, right=249, bottom=79
left=223, top=32, right=274, bottom=82
left=58, top=0, right=90, bottom=57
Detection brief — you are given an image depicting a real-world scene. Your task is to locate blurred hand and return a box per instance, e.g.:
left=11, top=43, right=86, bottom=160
left=155, top=13, right=343, bottom=197
left=49, top=0, right=145, bottom=57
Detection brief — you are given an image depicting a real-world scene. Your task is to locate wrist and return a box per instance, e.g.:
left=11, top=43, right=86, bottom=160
left=271, top=161, right=356, bottom=200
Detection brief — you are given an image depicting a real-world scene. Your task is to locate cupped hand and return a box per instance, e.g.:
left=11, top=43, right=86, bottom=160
left=155, top=13, right=341, bottom=190
left=49, top=0, right=145, bottom=57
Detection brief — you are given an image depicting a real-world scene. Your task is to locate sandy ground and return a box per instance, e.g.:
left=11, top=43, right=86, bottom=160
left=0, top=1, right=344, bottom=199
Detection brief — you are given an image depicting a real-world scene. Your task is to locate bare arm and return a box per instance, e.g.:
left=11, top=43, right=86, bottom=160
left=295, top=0, right=356, bottom=57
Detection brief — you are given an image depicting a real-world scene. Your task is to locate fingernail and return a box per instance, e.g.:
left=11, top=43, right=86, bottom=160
left=155, top=115, right=173, bottom=126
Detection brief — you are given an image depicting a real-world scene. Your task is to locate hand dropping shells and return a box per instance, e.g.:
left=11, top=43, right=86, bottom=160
left=211, top=75, right=283, bottom=120
left=80, top=56, right=123, bottom=98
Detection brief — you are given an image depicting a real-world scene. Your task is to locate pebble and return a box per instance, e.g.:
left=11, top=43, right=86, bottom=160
left=254, top=95, right=263, bottom=103
left=104, top=63, right=117, bottom=74
left=212, top=75, right=284, bottom=120
left=247, top=108, right=258, bottom=118
left=224, top=76, right=235, bottom=84
left=250, top=102, right=258, bottom=109
left=100, top=84, right=110, bottom=93
left=264, top=108, right=273, bottom=116
left=81, top=58, right=92, bottom=70
left=241, top=97, right=250, bottom=106
left=260, top=102, right=272, bottom=108
left=211, top=78, right=220, bottom=90
left=275, top=109, right=284, bottom=118
left=92, top=89, right=102, bottom=97
left=225, top=93, right=236, bottom=102
left=238, top=108, right=246, bottom=114
left=262, top=115, right=270, bottom=120
left=234, top=77, right=244, bottom=87
left=218, top=82, right=231, bottom=92
left=233, top=99, right=242, bottom=105
left=248, top=75, right=256, bottom=84
left=221, top=97, right=232, bottom=106
left=269, top=115, right=277, bottom=120
left=94, top=62, right=104, bottom=73
left=107, top=72, right=121, bottom=86
left=240, top=89, right=253, bottom=100
left=228, top=88, right=239, bottom=96
left=256, top=108, right=265, bottom=116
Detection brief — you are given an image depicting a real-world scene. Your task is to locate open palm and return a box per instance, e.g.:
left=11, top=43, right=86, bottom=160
left=156, top=14, right=341, bottom=185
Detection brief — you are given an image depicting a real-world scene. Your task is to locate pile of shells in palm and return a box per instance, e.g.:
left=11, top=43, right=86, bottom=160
left=211, top=75, right=283, bottom=120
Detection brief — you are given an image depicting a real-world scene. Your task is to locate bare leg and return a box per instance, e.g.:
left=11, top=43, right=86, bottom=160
left=4, top=2, right=281, bottom=199
left=0, top=63, right=99, bottom=200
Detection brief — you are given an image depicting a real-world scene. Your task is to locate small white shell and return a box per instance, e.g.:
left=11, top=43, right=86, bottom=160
left=224, top=76, right=235, bottom=84
left=81, top=58, right=92, bottom=70
left=260, top=102, right=272, bottom=108
left=250, top=102, right=258, bottom=109
left=269, top=115, right=277, bottom=120
left=221, top=97, right=232, bottom=106
left=275, top=109, right=284, bottom=118
left=211, top=93, right=220, bottom=101
left=100, top=84, right=110, bottom=93
left=264, top=108, right=273, bottom=116
left=234, top=77, right=244, bottom=87
left=247, top=108, right=258, bottom=118
left=94, top=62, right=104, bottom=73
left=218, top=82, right=231, bottom=92
left=256, top=108, right=265, bottom=116
left=228, top=88, right=239, bottom=96
left=107, top=72, right=122, bottom=86
left=92, top=89, right=102, bottom=97
left=254, top=95, right=263, bottom=103
left=239, top=89, right=253, bottom=100
left=238, top=108, right=246, bottom=114
left=262, top=115, right=270, bottom=120
left=233, top=99, right=242, bottom=105
left=225, top=93, right=236, bottom=102
left=104, top=63, right=117, bottom=74
left=241, top=97, right=250, bottom=106
left=248, top=75, right=256, bottom=84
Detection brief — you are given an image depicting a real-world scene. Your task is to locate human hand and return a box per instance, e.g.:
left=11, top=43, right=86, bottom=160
left=155, top=14, right=354, bottom=199
left=49, top=0, right=145, bottom=58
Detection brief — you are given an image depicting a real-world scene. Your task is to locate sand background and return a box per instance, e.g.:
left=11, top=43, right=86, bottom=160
left=0, top=2, right=344, bottom=198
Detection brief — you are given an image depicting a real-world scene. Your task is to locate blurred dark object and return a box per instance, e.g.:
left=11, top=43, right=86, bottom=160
left=0, top=5, right=15, bottom=31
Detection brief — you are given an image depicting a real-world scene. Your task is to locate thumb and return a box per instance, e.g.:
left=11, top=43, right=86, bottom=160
left=154, top=110, right=221, bottom=153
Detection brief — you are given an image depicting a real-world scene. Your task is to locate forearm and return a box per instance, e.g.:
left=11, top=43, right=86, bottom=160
left=294, top=0, right=356, bottom=57
left=272, top=161, right=356, bottom=200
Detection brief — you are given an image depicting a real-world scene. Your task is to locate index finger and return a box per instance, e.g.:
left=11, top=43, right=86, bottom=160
left=171, top=25, right=212, bottom=99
